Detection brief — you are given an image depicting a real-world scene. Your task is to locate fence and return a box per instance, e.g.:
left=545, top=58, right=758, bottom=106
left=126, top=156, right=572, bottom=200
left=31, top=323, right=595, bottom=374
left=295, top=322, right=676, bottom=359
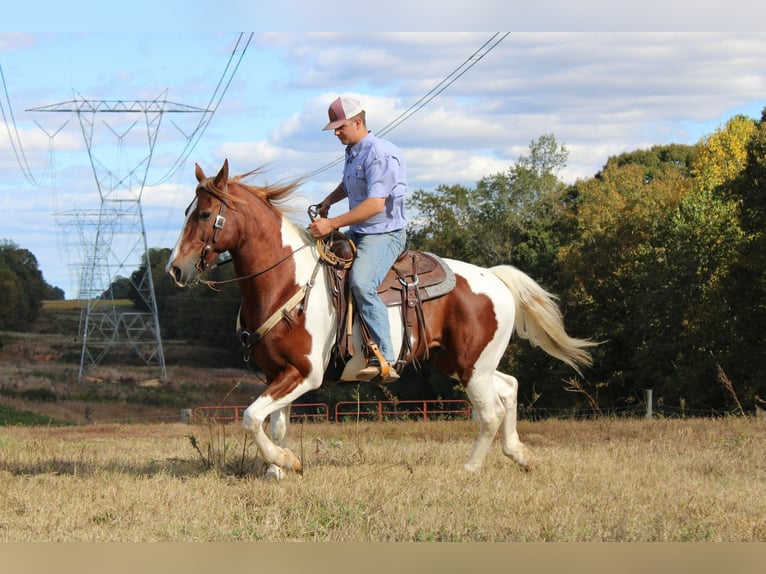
left=190, top=399, right=471, bottom=424
left=334, top=399, right=471, bottom=422
left=192, top=403, right=329, bottom=423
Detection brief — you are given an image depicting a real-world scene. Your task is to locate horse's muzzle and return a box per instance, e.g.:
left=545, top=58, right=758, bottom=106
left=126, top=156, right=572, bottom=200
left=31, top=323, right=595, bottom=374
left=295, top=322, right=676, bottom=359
left=166, top=260, right=199, bottom=288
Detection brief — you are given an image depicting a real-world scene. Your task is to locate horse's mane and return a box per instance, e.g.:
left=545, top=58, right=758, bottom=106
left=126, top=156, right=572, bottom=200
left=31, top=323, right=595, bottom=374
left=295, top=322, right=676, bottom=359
left=232, top=168, right=303, bottom=208
left=204, top=167, right=305, bottom=220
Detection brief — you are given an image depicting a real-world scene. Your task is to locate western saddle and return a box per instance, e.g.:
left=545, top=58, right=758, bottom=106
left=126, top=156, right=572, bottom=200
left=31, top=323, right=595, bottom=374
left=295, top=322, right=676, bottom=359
left=320, top=233, right=456, bottom=380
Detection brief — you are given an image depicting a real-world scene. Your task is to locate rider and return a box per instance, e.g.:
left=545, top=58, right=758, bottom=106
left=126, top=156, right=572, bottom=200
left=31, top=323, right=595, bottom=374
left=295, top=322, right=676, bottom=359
left=308, top=96, right=408, bottom=381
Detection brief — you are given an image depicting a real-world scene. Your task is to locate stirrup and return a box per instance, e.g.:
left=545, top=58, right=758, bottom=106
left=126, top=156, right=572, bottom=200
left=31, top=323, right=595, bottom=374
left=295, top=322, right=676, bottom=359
left=355, top=344, right=391, bottom=380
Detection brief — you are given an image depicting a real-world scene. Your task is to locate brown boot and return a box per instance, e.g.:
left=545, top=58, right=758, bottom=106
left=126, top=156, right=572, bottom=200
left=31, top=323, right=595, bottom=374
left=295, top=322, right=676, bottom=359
left=355, top=356, right=383, bottom=381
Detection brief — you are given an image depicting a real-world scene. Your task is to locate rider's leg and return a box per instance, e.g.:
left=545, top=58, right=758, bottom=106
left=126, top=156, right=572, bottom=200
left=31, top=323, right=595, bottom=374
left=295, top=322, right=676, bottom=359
left=348, top=228, right=406, bottom=373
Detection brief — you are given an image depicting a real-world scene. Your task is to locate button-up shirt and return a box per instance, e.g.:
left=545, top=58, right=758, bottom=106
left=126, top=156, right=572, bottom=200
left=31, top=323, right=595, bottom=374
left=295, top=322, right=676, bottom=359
left=344, top=133, right=407, bottom=234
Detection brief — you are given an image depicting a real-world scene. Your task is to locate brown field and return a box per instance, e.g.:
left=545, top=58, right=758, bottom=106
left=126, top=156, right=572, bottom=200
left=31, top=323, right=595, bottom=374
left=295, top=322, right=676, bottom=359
left=2, top=319, right=766, bottom=544
left=1, top=416, right=765, bottom=542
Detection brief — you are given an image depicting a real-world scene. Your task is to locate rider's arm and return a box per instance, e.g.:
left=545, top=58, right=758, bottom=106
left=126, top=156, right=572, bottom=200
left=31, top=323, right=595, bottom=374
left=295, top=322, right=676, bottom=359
left=318, top=182, right=348, bottom=216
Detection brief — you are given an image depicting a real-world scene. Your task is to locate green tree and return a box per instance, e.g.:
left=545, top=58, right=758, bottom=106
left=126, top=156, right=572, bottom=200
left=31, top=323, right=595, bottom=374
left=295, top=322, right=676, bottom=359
left=0, top=241, right=61, bottom=330
left=717, top=108, right=766, bottom=408
left=557, top=146, right=696, bottom=407
left=408, top=134, right=569, bottom=274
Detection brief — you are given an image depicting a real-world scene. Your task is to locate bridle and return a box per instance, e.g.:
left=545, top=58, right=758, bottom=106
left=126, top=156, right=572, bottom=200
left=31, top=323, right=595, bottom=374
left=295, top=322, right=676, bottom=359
left=190, top=184, right=229, bottom=275
left=184, top=190, right=356, bottom=353
left=188, top=183, right=313, bottom=289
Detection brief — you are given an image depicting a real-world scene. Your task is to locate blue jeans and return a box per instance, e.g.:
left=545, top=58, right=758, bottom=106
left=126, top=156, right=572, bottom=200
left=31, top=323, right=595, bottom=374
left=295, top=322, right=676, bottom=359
left=348, top=228, right=407, bottom=363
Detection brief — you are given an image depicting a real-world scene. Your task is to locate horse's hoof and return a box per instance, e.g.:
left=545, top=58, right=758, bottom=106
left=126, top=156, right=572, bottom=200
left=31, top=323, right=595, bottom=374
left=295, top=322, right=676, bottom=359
left=512, top=447, right=535, bottom=471
left=263, top=464, right=285, bottom=481
left=290, top=454, right=303, bottom=474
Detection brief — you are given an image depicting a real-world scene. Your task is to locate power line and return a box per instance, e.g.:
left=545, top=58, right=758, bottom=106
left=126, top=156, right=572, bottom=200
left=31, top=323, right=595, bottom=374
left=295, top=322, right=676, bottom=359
left=378, top=33, right=509, bottom=138
left=0, top=63, right=51, bottom=186
left=1, top=34, right=252, bottom=189
left=304, top=32, right=510, bottom=181
left=149, top=32, right=253, bottom=186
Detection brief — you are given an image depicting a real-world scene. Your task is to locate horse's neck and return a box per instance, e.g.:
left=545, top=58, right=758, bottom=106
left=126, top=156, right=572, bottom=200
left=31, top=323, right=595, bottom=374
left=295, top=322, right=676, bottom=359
left=232, top=213, right=315, bottom=315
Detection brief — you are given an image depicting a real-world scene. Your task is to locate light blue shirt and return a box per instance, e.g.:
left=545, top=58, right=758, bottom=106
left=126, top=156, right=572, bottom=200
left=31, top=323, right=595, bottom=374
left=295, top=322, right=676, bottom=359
left=343, top=133, right=407, bottom=234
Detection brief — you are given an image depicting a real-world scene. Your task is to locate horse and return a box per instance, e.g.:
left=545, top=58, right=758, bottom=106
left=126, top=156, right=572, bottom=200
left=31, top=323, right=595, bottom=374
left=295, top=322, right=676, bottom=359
left=166, top=159, right=595, bottom=479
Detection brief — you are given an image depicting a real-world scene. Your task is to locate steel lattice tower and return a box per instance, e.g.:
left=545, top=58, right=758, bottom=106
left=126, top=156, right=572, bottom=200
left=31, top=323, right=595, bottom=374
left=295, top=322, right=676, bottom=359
left=30, top=97, right=209, bottom=382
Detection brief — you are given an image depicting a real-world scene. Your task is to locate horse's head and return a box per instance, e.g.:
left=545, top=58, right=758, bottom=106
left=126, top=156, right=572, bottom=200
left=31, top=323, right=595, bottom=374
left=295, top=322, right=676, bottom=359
left=166, top=159, right=239, bottom=287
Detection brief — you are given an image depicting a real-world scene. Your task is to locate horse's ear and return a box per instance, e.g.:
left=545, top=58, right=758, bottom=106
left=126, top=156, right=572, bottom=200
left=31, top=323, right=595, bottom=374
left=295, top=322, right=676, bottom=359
left=194, top=163, right=206, bottom=183
left=213, top=158, right=229, bottom=190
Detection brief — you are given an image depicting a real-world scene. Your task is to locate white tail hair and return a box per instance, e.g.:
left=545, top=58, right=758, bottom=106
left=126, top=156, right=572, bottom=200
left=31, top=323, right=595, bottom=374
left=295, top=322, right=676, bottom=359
left=490, top=265, right=596, bottom=374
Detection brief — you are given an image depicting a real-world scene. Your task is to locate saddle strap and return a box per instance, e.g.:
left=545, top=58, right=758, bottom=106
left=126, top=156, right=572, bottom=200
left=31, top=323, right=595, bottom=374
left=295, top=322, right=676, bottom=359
left=395, top=253, right=430, bottom=367
left=324, top=263, right=354, bottom=359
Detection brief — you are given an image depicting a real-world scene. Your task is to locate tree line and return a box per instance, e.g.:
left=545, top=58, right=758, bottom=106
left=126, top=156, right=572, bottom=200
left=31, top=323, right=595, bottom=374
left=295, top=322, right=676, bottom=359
left=0, top=241, right=63, bottom=332
left=407, top=110, right=766, bottom=415
left=5, top=109, right=765, bottom=415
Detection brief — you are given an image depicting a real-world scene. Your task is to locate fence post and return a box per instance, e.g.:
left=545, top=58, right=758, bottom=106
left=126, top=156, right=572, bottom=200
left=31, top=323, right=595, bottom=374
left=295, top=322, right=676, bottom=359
left=180, top=408, right=193, bottom=423
left=644, top=389, right=653, bottom=419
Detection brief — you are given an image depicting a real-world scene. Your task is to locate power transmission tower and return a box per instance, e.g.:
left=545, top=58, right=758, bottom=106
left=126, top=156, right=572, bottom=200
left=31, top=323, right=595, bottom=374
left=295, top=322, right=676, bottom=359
left=29, top=96, right=209, bottom=382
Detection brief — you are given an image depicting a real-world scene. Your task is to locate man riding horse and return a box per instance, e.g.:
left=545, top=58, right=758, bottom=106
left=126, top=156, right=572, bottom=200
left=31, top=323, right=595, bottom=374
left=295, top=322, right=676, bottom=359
left=309, top=96, right=408, bottom=382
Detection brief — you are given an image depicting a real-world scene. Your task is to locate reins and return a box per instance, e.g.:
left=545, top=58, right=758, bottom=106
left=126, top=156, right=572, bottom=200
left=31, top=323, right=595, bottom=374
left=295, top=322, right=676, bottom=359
left=199, top=242, right=313, bottom=290
left=199, top=203, right=355, bottom=289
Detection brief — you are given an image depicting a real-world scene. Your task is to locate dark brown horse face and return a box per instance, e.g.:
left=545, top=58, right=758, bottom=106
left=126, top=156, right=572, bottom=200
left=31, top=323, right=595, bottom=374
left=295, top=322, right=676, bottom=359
left=166, top=160, right=233, bottom=287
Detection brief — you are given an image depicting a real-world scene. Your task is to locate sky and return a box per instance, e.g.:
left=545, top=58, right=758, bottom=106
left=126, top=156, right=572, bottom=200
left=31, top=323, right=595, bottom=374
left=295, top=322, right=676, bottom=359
left=2, top=28, right=766, bottom=298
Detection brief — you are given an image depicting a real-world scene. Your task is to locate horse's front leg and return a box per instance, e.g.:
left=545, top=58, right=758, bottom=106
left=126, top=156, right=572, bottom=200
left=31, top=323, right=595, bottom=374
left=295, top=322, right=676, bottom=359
left=242, top=365, right=316, bottom=478
left=264, top=405, right=291, bottom=480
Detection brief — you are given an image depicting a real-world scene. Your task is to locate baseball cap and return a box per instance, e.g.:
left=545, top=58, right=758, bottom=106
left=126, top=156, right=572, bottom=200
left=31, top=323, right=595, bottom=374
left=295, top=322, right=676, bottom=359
left=323, top=96, right=364, bottom=130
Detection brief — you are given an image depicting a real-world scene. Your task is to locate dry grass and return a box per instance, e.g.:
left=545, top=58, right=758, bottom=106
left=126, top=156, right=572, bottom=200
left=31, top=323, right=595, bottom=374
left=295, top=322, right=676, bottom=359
left=1, top=416, right=765, bottom=541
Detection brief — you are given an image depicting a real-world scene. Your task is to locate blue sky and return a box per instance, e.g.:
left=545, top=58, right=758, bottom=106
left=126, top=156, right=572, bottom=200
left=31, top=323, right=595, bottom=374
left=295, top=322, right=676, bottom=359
left=2, top=29, right=766, bottom=298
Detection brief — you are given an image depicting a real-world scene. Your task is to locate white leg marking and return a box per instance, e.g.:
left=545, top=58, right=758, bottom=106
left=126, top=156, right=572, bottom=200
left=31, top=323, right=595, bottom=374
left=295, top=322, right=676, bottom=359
left=243, top=394, right=303, bottom=477
left=463, top=373, right=504, bottom=472
left=494, top=372, right=532, bottom=468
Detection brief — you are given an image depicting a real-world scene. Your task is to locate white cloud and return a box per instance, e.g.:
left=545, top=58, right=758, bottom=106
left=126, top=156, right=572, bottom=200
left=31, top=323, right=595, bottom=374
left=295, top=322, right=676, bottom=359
left=3, top=32, right=766, bottom=297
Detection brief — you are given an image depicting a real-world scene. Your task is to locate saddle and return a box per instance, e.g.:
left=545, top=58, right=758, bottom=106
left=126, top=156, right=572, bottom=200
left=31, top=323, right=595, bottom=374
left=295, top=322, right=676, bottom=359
left=320, top=235, right=456, bottom=377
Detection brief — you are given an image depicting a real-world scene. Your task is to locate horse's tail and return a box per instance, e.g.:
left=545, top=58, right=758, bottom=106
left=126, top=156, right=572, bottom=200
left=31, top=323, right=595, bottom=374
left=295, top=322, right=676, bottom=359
left=490, top=265, right=596, bottom=374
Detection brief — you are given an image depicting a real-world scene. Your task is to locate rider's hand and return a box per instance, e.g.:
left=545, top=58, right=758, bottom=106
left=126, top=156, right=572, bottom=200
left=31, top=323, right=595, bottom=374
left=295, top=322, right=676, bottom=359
left=309, top=217, right=336, bottom=238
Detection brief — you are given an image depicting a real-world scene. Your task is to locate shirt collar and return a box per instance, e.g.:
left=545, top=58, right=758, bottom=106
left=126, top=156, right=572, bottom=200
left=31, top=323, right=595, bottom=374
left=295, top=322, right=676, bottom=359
left=346, top=132, right=373, bottom=158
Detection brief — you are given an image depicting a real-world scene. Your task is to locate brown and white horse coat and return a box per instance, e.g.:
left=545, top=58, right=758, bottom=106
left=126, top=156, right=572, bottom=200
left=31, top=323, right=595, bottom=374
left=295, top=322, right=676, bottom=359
left=167, top=159, right=594, bottom=478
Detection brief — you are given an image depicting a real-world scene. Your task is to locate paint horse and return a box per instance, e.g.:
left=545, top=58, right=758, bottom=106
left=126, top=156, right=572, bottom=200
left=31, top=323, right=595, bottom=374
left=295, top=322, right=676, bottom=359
left=166, top=159, right=595, bottom=478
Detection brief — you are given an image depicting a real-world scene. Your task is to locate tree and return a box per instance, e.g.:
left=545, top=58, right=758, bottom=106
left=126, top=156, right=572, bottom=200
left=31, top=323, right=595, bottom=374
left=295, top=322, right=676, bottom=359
left=716, top=109, right=766, bottom=408
left=408, top=134, right=569, bottom=272
left=0, top=241, right=62, bottom=330
left=557, top=145, right=696, bottom=407
left=692, top=114, right=757, bottom=191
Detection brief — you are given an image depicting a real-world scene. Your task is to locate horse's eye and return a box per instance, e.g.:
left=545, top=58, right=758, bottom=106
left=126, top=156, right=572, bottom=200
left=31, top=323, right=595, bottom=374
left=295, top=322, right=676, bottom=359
left=198, top=211, right=212, bottom=222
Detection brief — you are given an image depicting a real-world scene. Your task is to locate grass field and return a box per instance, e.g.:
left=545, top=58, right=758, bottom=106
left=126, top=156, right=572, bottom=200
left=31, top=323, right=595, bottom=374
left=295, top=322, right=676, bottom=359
left=2, top=311, right=765, bottom=544
left=1, top=416, right=764, bottom=542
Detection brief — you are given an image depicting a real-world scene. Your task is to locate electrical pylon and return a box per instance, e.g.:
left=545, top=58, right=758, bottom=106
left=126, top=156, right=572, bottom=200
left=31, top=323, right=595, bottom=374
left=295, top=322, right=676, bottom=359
left=30, top=96, right=208, bottom=382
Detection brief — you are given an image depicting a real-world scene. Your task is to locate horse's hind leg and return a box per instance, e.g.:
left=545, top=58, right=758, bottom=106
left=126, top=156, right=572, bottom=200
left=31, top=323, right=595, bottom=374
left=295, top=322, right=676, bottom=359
left=494, top=371, right=533, bottom=469
left=270, top=405, right=290, bottom=447
left=463, top=372, right=504, bottom=472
